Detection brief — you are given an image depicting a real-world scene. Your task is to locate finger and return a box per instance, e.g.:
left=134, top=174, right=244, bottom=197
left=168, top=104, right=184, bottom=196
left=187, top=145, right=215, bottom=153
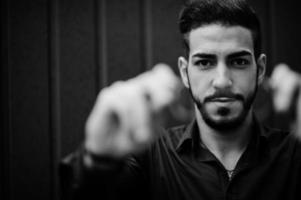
left=85, top=85, right=132, bottom=155
left=270, top=64, right=300, bottom=112
left=295, top=87, right=301, bottom=139
left=129, top=87, right=153, bottom=145
left=145, top=63, right=183, bottom=111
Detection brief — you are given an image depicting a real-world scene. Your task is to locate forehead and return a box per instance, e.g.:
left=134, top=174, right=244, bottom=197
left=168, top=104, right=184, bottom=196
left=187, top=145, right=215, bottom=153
left=188, top=24, right=254, bottom=56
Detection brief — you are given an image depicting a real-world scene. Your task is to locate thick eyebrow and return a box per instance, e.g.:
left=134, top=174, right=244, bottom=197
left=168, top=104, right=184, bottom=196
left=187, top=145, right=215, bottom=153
left=191, top=53, right=216, bottom=59
left=228, top=50, right=252, bottom=59
left=192, top=51, right=252, bottom=60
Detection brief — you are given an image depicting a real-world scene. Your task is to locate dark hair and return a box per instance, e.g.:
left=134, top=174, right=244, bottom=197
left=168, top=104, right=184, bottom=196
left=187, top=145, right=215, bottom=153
left=179, top=0, right=262, bottom=59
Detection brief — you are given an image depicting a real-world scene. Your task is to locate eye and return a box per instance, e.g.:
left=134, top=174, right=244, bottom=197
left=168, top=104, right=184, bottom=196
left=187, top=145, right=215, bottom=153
left=194, top=59, right=215, bottom=69
left=230, top=58, right=250, bottom=67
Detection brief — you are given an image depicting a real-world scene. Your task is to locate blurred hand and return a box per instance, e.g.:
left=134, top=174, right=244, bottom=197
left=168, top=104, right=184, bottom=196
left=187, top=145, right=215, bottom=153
left=84, top=63, right=182, bottom=158
left=269, top=63, right=301, bottom=137
left=297, top=86, right=301, bottom=137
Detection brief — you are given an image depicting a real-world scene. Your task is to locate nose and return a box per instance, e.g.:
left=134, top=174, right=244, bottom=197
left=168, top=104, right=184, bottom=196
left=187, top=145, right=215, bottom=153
left=212, top=63, right=233, bottom=89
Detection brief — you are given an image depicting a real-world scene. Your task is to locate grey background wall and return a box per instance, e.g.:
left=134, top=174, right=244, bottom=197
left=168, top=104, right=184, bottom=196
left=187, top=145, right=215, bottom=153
left=1, top=0, right=300, bottom=200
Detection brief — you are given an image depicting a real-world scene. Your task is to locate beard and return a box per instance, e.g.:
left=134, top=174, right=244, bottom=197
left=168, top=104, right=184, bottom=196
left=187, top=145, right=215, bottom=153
left=188, top=78, right=258, bottom=131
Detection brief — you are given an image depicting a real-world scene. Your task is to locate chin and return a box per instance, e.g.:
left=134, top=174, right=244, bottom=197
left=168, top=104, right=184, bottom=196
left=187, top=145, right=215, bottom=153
left=201, top=107, right=250, bottom=131
left=205, top=116, right=247, bottom=131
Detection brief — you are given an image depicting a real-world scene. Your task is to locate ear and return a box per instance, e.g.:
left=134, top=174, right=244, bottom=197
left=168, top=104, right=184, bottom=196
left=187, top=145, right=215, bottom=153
left=178, top=56, right=190, bottom=88
left=256, top=54, right=266, bottom=85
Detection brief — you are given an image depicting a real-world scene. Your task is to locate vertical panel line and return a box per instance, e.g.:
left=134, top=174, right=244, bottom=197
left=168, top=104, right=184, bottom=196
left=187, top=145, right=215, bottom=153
left=101, top=0, right=108, bottom=88
left=1, top=0, right=12, bottom=199
left=141, top=0, right=153, bottom=70
left=95, top=0, right=108, bottom=90
left=48, top=0, right=61, bottom=199
left=268, top=0, right=276, bottom=67
left=94, top=0, right=100, bottom=92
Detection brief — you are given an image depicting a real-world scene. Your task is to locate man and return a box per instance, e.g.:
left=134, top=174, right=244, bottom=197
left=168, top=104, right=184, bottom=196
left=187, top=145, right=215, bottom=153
left=60, top=0, right=301, bottom=199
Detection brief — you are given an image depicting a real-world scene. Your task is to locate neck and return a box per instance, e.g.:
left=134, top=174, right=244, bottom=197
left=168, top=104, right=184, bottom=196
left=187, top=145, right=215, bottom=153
left=195, top=106, right=253, bottom=170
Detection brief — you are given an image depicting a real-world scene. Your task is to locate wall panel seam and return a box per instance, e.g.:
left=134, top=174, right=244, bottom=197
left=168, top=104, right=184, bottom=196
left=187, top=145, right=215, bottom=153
left=141, top=0, right=153, bottom=70
left=48, top=0, right=61, bottom=199
left=95, top=0, right=108, bottom=90
left=1, top=0, right=12, bottom=199
left=268, top=0, right=276, bottom=66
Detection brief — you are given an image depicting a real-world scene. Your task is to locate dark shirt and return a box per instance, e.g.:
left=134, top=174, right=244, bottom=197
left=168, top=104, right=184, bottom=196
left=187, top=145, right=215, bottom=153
left=60, top=118, right=301, bottom=200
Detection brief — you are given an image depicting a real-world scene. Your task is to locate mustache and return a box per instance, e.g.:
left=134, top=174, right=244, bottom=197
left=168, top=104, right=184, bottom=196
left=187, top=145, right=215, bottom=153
left=204, top=90, right=244, bottom=102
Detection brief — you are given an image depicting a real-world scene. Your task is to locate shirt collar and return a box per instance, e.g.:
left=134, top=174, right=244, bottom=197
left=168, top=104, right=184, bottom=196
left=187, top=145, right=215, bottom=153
left=176, top=119, right=199, bottom=153
left=236, top=116, right=270, bottom=168
left=175, top=115, right=270, bottom=165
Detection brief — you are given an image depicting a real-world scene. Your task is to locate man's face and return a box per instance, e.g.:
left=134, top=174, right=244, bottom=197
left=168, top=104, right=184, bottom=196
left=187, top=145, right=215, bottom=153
left=178, top=24, right=265, bottom=130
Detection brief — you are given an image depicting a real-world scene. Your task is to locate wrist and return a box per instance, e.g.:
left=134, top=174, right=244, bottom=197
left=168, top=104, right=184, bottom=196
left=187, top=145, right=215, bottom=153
left=83, top=148, right=124, bottom=170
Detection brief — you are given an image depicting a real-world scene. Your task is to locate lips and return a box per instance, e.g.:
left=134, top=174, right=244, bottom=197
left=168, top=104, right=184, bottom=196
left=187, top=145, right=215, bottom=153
left=204, top=91, right=245, bottom=103
left=210, top=97, right=237, bottom=102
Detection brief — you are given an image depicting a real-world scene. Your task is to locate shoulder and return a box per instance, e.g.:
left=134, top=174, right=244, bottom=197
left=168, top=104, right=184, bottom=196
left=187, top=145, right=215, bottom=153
left=262, top=126, right=291, bottom=144
left=262, top=126, right=301, bottom=157
left=152, top=123, right=190, bottom=151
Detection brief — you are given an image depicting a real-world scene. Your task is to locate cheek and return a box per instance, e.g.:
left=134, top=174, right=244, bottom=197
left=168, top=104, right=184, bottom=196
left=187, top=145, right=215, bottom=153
left=189, top=73, right=211, bottom=98
left=233, top=71, right=257, bottom=93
